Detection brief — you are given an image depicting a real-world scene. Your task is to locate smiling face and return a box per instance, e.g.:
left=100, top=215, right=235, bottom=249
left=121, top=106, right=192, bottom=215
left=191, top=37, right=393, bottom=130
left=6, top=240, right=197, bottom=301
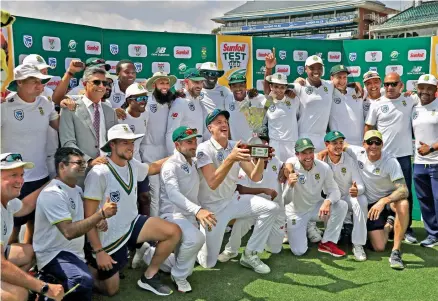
left=118, top=63, right=136, bottom=86
left=208, top=114, right=229, bottom=140
left=306, top=63, right=323, bottom=83
left=326, top=138, right=344, bottom=157
left=127, top=93, right=148, bottom=113
left=229, top=82, right=247, bottom=101
left=297, top=148, right=315, bottom=170
left=154, top=78, right=170, bottom=95
left=85, top=73, right=106, bottom=101
left=1, top=167, right=24, bottom=201
left=365, top=78, right=382, bottom=99
left=270, top=83, right=287, bottom=99
left=111, top=139, right=135, bottom=161
left=417, top=83, right=437, bottom=106
left=383, top=72, right=402, bottom=99
left=363, top=138, right=383, bottom=160
left=176, top=137, right=198, bottom=159
left=186, top=79, right=204, bottom=98
left=331, top=72, right=348, bottom=91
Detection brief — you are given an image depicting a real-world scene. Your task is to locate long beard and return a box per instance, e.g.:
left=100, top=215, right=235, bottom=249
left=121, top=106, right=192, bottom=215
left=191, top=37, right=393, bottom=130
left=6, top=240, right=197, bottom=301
left=153, top=88, right=173, bottom=104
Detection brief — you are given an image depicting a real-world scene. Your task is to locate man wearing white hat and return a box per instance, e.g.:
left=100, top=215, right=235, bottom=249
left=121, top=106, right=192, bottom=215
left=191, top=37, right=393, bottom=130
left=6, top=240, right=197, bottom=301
left=1, top=153, right=65, bottom=301
left=2, top=64, right=59, bottom=244
left=199, top=62, right=231, bottom=112
left=362, top=71, right=382, bottom=120
left=412, top=74, right=438, bottom=247
left=166, top=68, right=207, bottom=155
left=263, top=72, right=300, bottom=162
left=84, top=124, right=181, bottom=296
left=22, top=54, right=55, bottom=100
left=143, top=71, right=177, bottom=217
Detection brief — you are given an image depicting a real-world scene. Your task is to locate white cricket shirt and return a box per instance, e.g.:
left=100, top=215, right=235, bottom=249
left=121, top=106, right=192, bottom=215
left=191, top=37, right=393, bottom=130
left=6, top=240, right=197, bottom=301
left=109, top=79, right=126, bottom=109
left=412, top=98, right=438, bottom=164
left=1, top=198, right=22, bottom=246
left=201, top=84, right=232, bottom=112
left=143, top=95, right=169, bottom=162
left=262, top=96, right=299, bottom=142
left=119, top=111, right=148, bottom=162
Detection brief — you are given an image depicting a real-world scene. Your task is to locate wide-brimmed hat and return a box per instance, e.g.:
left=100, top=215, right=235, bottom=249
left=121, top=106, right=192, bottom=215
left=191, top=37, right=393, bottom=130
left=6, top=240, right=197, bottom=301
left=101, top=124, right=145, bottom=152
left=199, top=62, right=225, bottom=77
left=23, top=54, right=54, bottom=70
left=8, top=64, right=52, bottom=92
left=0, top=153, right=34, bottom=170
left=146, top=71, right=177, bottom=92
left=266, top=72, right=290, bottom=85
left=125, top=83, right=148, bottom=98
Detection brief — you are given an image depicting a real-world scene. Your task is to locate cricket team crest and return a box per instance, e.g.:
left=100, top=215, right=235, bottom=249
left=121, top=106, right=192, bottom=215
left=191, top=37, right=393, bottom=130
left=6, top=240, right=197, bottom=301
left=216, top=151, right=224, bottom=162
left=110, top=44, right=119, bottom=55
left=129, top=124, right=135, bottom=132
left=373, top=168, right=381, bottom=175
left=113, top=94, right=122, bottom=104
left=381, top=105, right=389, bottom=113
left=229, top=103, right=235, bottom=111
left=358, top=161, right=364, bottom=169
left=109, top=191, right=121, bottom=203
left=69, top=198, right=76, bottom=210
left=134, top=62, right=143, bottom=73
left=38, top=107, right=45, bottom=115
left=298, top=174, right=306, bottom=184
left=188, top=102, right=195, bottom=111
left=334, top=97, right=341, bottom=104
left=14, top=109, right=24, bottom=121
left=363, top=103, right=370, bottom=111
left=305, top=87, right=313, bottom=95
left=323, top=86, right=328, bottom=93
left=412, top=111, right=418, bottom=120
left=341, top=167, right=347, bottom=175
left=197, top=151, right=204, bottom=159
left=315, top=173, right=320, bottom=181
left=272, top=165, right=278, bottom=172
left=402, top=100, right=407, bottom=107
left=269, top=104, right=276, bottom=112
left=150, top=104, right=157, bottom=113
left=23, top=35, right=33, bottom=48
left=181, top=164, right=190, bottom=174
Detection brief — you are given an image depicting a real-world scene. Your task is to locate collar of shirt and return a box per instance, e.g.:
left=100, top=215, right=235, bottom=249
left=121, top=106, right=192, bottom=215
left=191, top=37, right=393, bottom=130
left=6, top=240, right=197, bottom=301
left=113, top=79, right=125, bottom=95
left=327, top=152, right=345, bottom=166
left=273, top=95, right=286, bottom=104
left=306, top=78, right=325, bottom=89
left=173, top=149, right=195, bottom=166
left=82, top=95, right=101, bottom=109
left=209, top=137, right=231, bottom=151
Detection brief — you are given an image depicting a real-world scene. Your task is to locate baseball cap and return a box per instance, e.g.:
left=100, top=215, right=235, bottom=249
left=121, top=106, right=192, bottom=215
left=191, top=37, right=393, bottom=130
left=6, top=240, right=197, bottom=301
left=101, top=124, right=145, bottom=152
left=7, top=64, right=52, bottom=92
left=295, top=138, right=315, bottom=153
left=0, top=153, right=34, bottom=170
left=85, top=57, right=111, bottom=72
left=184, top=68, right=205, bottom=81
left=172, top=126, right=202, bottom=142
left=330, top=64, right=350, bottom=76
left=266, top=72, right=289, bottom=85
left=364, top=130, right=383, bottom=142
left=363, top=71, right=381, bottom=83
left=417, top=74, right=437, bottom=86
left=125, top=83, right=148, bottom=98
left=205, top=108, right=230, bottom=127
left=228, top=69, right=247, bottom=84
left=22, top=54, right=53, bottom=70
left=305, top=55, right=324, bottom=67
left=324, top=131, right=346, bottom=142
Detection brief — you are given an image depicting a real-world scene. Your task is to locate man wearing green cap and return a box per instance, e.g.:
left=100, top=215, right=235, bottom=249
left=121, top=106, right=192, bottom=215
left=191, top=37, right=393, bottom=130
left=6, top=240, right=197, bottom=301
left=224, top=69, right=265, bottom=142
left=341, top=130, right=410, bottom=269
left=166, top=68, right=209, bottom=155
left=323, top=131, right=368, bottom=261
left=328, top=65, right=364, bottom=146
left=196, top=109, right=280, bottom=274
left=159, top=126, right=216, bottom=293
left=283, top=137, right=347, bottom=257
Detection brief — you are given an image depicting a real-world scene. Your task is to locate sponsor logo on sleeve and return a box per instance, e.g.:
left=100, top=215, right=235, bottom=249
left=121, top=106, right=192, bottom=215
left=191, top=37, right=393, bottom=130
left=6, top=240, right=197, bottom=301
left=293, top=50, right=308, bottom=62
left=174, top=46, right=192, bottom=59
left=42, top=36, right=61, bottom=52
left=128, top=44, right=147, bottom=57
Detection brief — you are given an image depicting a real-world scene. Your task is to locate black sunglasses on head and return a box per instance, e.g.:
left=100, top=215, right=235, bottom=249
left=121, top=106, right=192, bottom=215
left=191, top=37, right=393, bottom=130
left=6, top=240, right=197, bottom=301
left=383, top=82, right=399, bottom=87
left=366, top=139, right=382, bottom=146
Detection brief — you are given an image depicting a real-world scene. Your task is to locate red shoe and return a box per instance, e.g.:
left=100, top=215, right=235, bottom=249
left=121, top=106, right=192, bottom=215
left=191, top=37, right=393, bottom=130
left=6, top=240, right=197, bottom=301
left=318, top=241, right=346, bottom=257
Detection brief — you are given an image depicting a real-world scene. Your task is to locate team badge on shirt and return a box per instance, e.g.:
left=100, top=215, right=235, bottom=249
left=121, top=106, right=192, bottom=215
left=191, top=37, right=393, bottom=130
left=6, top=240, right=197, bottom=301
left=109, top=191, right=121, bottom=203
left=272, top=165, right=277, bottom=172
left=69, top=198, right=76, bottom=210
left=181, top=164, right=190, bottom=174
left=285, top=100, right=291, bottom=107
left=323, top=86, right=328, bottom=93
left=358, top=161, right=364, bottom=169
left=229, top=103, right=235, bottom=111
left=298, top=174, right=306, bottom=184
left=334, top=97, right=341, bottom=104
left=199, top=92, right=204, bottom=100
left=13, top=109, right=24, bottom=121
left=402, top=100, right=407, bottom=107
left=315, top=173, right=320, bottom=180
left=216, top=151, right=224, bottom=162
left=373, top=168, right=380, bottom=175
left=197, top=151, right=204, bottom=159
left=341, top=167, right=347, bottom=175
left=188, top=102, right=195, bottom=111
left=381, top=105, right=389, bottom=113
left=305, top=87, right=313, bottom=95
left=150, top=104, right=157, bottom=113
left=269, top=104, right=276, bottom=112
left=113, top=94, right=122, bottom=103
left=363, top=103, right=370, bottom=111
left=412, top=111, right=418, bottom=120
left=352, top=94, right=357, bottom=100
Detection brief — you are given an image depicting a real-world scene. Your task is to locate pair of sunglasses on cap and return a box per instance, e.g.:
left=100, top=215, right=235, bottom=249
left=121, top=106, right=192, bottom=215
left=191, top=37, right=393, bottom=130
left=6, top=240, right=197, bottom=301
left=1, top=153, right=23, bottom=163
left=127, top=95, right=148, bottom=103
left=200, top=70, right=222, bottom=78
left=174, top=128, right=198, bottom=140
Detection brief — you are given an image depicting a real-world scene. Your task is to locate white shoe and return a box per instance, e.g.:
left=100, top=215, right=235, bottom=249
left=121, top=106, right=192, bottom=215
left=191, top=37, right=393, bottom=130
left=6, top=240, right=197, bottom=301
left=171, top=276, right=192, bottom=293
left=217, top=250, right=238, bottom=263
left=353, top=245, right=367, bottom=262
left=307, top=223, right=322, bottom=243
left=132, top=242, right=150, bottom=269
left=283, top=235, right=289, bottom=244
left=240, top=251, right=270, bottom=274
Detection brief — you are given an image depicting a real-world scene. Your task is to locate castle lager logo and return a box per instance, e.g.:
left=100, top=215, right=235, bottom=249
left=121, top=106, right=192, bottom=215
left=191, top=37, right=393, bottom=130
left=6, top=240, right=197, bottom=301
left=293, top=50, right=308, bottom=62
left=128, top=44, right=147, bottom=57
left=152, top=62, right=170, bottom=73
left=385, top=65, right=403, bottom=76
left=85, top=41, right=101, bottom=55
left=42, top=36, right=61, bottom=52
left=220, top=43, right=249, bottom=71
left=408, top=49, right=426, bottom=61
left=255, top=49, right=272, bottom=61
left=365, top=51, right=382, bottom=62
left=327, top=51, right=341, bottom=62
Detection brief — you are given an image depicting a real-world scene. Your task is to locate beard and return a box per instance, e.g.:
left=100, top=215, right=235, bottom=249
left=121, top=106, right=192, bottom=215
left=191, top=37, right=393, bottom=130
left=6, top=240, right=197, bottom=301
left=203, top=78, right=217, bottom=89
left=153, top=88, right=173, bottom=105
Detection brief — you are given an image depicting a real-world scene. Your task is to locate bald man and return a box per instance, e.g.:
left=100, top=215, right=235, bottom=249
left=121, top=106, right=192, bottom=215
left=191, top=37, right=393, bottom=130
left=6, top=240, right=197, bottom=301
left=364, top=72, right=418, bottom=243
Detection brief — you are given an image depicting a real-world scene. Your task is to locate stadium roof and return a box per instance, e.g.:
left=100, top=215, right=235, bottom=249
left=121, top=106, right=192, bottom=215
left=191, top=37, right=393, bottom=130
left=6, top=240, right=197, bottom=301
left=213, top=0, right=397, bottom=22
left=370, top=0, right=438, bottom=31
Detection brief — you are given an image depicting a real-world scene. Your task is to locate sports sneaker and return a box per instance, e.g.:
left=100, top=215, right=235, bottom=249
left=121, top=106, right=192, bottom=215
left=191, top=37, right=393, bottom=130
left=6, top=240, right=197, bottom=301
left=240, top=251, right=271, bottom=274
left=307, top=223, right=322, bottom=243
left=420, top=236, right=438, bottom=248
left=352, top=245, right=367, bottom=261
left=309, top=222, right=323, bottom=235
left=217, top=250, right=238, bottom=263
left=137, top=273, right=173, bottom=296
left=318, top=241, right=346, bottom=257
left=389, top=250, right=404, bottom=270
left=132, top=242, right=150, bottom=269
left=404, top=229, right=418, bottom=244
left=171, top=275, right=192, bottom=293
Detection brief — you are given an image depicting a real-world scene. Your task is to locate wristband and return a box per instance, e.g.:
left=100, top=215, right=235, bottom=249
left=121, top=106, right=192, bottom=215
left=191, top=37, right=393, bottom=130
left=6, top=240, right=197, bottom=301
left=100, top=209, right=106, bottom=219
left=430, top=147, right=436, bottom=153
left=92, top=248, right=104, bottom=254
left=66, top=71, right=74, bottom=77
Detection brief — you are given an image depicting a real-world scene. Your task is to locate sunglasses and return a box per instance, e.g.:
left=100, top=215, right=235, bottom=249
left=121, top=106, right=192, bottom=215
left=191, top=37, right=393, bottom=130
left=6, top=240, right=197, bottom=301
left=366, top=139, right=382, bottom=146
left=86, top=59, right=105, bottom=67
left=128, top=95, right=148, bottom=102
left=1, top=153, right=23, bottom=163
left=200, top=70, right=221, bottom=78
left=383, top=82, right=399, bottom=87
left=90, top=80, right=109, bottom=87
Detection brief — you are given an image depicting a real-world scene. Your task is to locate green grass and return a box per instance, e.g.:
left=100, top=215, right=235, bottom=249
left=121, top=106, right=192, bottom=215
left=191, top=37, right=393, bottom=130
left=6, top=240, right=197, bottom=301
left=92, top=221, right=438, bottom=301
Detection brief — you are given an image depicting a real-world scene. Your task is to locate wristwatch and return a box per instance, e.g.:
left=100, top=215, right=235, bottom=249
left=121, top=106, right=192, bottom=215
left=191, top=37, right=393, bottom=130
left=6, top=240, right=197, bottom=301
left=430, top=147, right=436, bottom=153
left=40, top=282, right=49, bottom=295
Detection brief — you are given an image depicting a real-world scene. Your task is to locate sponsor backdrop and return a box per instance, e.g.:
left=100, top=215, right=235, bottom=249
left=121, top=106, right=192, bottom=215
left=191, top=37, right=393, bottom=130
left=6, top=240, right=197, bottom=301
left=343, top=37, right=431, bottom=91
left=252, top=37, right=343, bottom=91
left=1, top=23, right=14, bottom=92
left=430, top=36, right=438, bottom=78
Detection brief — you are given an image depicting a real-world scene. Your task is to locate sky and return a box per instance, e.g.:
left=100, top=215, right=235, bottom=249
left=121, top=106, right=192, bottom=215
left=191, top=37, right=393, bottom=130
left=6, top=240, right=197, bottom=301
left=2, top=0, right=415, bottom=34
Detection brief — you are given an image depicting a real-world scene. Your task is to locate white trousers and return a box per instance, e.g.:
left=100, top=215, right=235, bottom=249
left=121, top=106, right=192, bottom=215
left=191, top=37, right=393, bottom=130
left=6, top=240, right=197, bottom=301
left=163, top=215, right=205, bottom=280
left=197, top=193, right=280, bottom=268
left=142, top=244, right=175, bottom=273
left=343, top=194, right=368, bottom=246
left=224, top=205, right=286, bottom=254
left=142, top=144, right=167, bottom=217
left=269, top=139, right=296, bottom=163
left=286, top=199, right=348, bottom=256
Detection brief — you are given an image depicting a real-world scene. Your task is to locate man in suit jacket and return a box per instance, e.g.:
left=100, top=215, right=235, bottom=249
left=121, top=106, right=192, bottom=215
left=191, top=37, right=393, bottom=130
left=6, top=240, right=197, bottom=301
left=60, top=67, right=117, bottom=185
